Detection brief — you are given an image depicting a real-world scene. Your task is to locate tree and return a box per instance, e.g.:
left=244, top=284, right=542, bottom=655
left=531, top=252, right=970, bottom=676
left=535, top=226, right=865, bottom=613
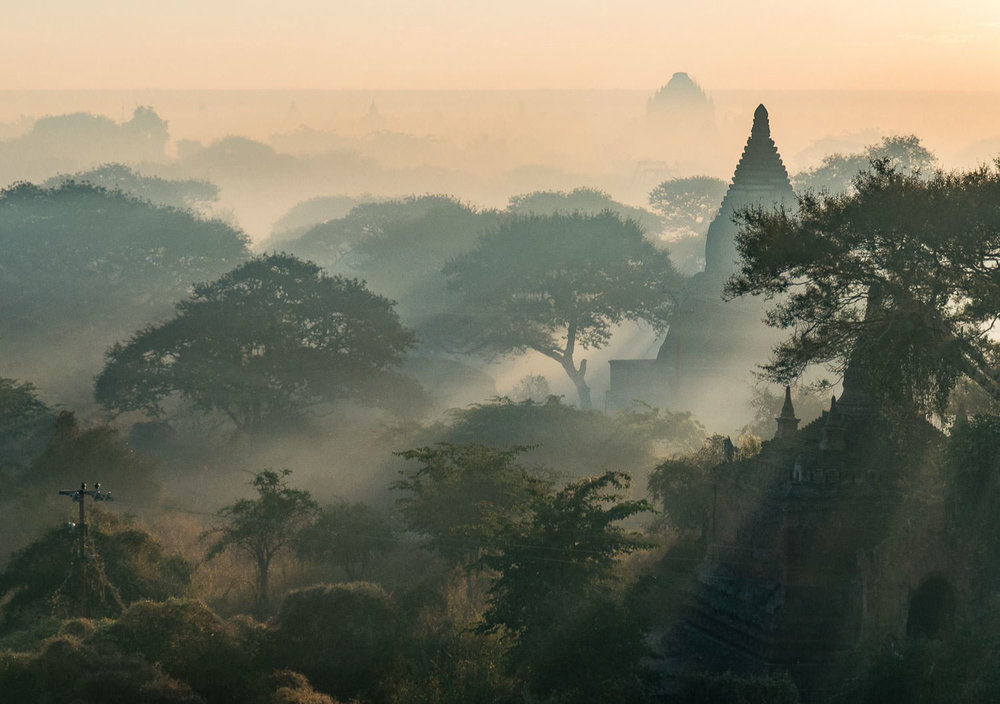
left=204, top=469, right=318, bottom=615
left=479, top=471, right=653, bottom=702
left=508, top=187, right=664, bottom=237
left=429, top=396, right=703, bottom=480
left=727, top=162, right=1000, bottom=415
left=392, top=444, right=548, bottom=556
left=0, top=180, right=249, bottom=405
left=44, top=163, right=220, bottom=213
left=0, top=377, right=53, bottom=474
left=296, top=501, right=396, bottom=579
left=444, top=212, right=681, bottom=409
left=792, top=134, right=936, bottom=195
left=647, top=176, right=727, bottom=236
left=96, top=253, right=416, bottom=433
left=647, top=434, right=756, bottom=540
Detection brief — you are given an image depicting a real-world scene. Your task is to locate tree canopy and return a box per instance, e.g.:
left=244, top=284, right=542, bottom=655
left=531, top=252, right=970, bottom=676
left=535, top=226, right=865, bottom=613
left=647, top=176, right=727, bottom=236
left=508, top=187, right=664, bottom=237
left=96, top=253, right=416, bottom=433
left=792, top=135, right=936, bottom=196
left=0, top=180, right=250, bottom=404
left=43, top=163, right=220, bottom=214
left=727, top=162, right=1000, bottom=414
left=444, top=211, right=681, bottom=408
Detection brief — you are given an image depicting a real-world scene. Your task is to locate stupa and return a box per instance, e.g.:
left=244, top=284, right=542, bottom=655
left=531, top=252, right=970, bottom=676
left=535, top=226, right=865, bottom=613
left=607, top=105, right=795, bottom=429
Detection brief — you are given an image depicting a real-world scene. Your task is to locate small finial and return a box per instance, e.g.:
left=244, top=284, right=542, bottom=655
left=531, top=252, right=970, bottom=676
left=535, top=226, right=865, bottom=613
left=752, top=104, right=770, bottom=139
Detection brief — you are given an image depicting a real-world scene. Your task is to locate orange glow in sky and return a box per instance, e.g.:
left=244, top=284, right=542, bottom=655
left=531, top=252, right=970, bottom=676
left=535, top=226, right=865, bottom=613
left=4, top=0, right=1000, bottom=91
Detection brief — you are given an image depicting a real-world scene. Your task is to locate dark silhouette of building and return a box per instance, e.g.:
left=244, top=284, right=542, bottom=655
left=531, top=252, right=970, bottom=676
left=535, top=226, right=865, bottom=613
left=671, top=371, right=964, bottom=701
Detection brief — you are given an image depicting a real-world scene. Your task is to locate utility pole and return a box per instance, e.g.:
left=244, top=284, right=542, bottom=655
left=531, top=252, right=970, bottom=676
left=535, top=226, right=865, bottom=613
left=58, top=482, right=113, bottom=615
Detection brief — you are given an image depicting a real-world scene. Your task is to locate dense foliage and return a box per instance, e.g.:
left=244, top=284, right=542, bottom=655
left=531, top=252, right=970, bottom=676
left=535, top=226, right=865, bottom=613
left=728, top=162, right=1000, bottom=414
left=96, top=253, right=417, bottom=432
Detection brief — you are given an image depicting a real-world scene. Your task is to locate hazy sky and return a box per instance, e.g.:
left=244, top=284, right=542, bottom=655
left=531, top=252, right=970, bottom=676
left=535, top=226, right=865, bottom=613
left=4, top=0, right=1000, bottom=91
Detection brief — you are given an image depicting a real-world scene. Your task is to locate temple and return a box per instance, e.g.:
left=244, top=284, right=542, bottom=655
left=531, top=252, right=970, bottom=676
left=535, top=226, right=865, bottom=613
left=607, top=105, right=796, bottom=429
left=669, top=374, right=960, bottom=701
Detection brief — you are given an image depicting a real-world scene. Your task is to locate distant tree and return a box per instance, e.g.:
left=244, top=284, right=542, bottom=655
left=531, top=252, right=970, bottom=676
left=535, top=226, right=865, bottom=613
left=96, top=254, right=416, bottom=433
left=0, top=511, right=191, bottom=629
left=269, top=194, right=367, bottom=242
left=24, top=411, right=161, bottom=498
left=348, top=196, right=502, bottom=323
left=0, top=377, right=54, bottom=474
left=647, top=176, right=728, bottom=236
left=392, top=444, right=549, bottom=555
left=444, top=212, right=681, bottom=408
left=792, top=134, right=936, bottom=195
left=508, top=187, right=664, bottom=236
left=432, top=396, right=703, bottom=480
left=296, top=501, right=396, bottom=579
left=728, top=162, right=1000, bottom=415
left=0, top=184, right=247, bottom=328
left=204, top=469, right=318, bottom=615
left=44, top=163, right=219, bottom=213
left=0, top=180, right=249, bottom=403
left=288, top=195, right=492, bottom=272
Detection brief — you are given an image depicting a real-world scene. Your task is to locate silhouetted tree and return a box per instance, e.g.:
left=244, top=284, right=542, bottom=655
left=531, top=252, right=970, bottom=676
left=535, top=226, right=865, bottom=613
left=96, top=254, right=416, bottom=433
left=204, top=469, right=318, bottom=615
left=444, top=212, right=681, bottom=409
left=728, top=162, right=1000, bottom=415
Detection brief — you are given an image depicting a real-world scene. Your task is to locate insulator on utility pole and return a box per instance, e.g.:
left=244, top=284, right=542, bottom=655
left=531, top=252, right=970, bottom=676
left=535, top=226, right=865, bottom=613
left=57, top=482, right=114, bottom=615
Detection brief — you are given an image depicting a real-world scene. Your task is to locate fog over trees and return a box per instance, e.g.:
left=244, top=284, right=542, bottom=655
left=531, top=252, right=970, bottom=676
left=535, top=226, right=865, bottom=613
left=3, top=70, right=1000, bottom=704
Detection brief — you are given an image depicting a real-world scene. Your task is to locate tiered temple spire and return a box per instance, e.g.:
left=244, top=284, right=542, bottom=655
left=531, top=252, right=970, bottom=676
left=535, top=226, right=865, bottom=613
left=703, top=104, right=797, bottom=279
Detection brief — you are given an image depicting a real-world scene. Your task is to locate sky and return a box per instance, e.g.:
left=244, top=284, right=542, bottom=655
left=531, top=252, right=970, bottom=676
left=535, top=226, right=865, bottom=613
left=4, top=0, right=1000, bottom=91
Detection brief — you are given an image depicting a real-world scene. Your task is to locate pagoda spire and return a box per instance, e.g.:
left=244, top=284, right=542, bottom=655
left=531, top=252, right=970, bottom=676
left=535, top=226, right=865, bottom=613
left=774, top=385, right=800, bottom=439
left=703, top=103, right=796, bottom=280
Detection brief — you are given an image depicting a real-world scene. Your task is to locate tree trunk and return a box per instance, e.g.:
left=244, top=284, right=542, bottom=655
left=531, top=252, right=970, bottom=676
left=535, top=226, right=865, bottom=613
left=255, top=557, right=270, bottom=616
left=563, top=357, right=591, bottom=410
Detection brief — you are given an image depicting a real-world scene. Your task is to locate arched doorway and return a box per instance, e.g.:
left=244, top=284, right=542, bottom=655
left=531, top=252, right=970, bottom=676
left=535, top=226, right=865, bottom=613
left=906, top=575, right=955, bottom=639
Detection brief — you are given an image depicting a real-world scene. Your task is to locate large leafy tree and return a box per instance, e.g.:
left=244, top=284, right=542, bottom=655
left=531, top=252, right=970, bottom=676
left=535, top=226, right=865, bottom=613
left=727, top=162, right=1000, bottom=415
left=444, top=211, right=681, bottom=409
left=204, top=469, right=318, bottom=615
left=96, top=253, right=416, bottom=433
